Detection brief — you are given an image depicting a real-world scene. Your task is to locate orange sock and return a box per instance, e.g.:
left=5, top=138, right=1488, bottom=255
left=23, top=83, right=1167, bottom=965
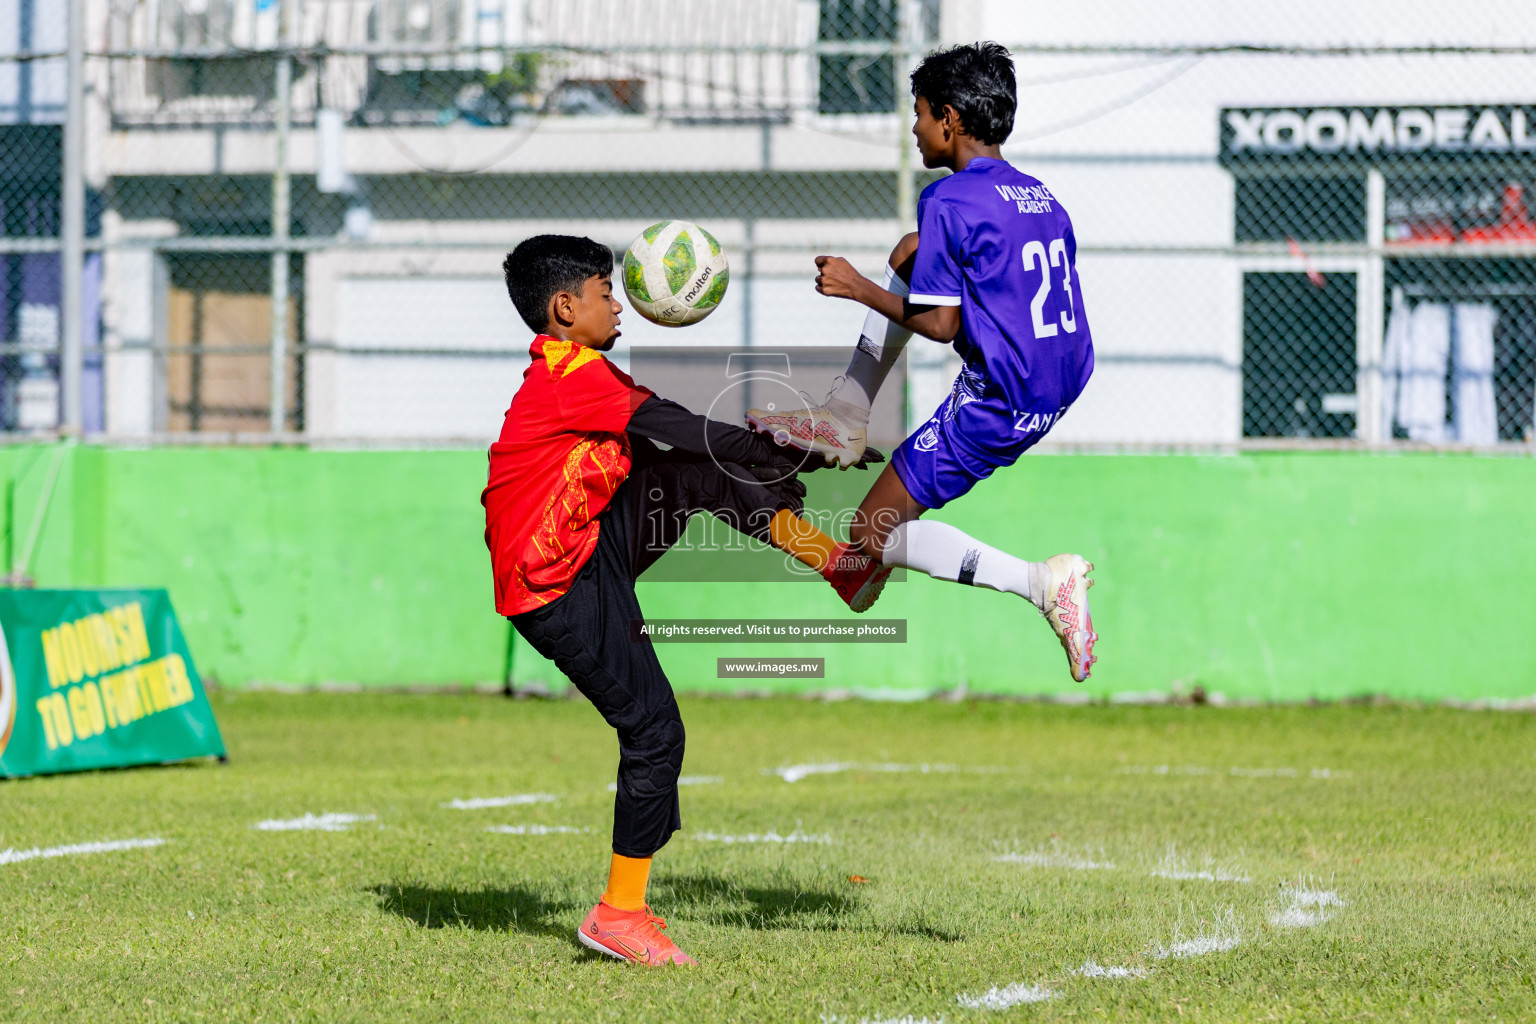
left=602, top=853, right=652, bottom=912
left=769, top=509, right=841, bottom=576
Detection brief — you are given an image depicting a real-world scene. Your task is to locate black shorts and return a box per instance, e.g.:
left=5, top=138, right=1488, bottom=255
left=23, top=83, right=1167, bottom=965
left=510, top=445, right=791, bottom=858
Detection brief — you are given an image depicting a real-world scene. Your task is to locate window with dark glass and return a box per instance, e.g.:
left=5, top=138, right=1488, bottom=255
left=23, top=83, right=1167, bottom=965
left=1243, top=272, right=1359, bottom=438
left=1234, top=174, right=1366, bottom=243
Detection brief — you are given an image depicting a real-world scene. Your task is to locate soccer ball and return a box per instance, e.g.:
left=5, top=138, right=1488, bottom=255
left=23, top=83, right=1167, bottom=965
left=622, top=220, right=730, bottom=327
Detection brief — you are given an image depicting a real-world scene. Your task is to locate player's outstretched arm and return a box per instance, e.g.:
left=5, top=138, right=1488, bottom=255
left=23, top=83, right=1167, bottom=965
left=814, top=255, right=960, bottom=342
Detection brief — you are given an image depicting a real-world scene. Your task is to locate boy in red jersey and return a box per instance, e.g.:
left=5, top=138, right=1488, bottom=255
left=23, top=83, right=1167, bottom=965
left=482, top=235, right=885, bottom=966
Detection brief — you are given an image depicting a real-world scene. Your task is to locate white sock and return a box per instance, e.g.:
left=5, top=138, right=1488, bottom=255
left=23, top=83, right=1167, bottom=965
left=883, top=519, right=1049, bottom=611
left=825, top=265, right=913, bottom=429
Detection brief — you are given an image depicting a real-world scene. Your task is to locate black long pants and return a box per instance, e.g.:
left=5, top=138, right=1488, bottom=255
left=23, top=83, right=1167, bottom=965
left=510, top=451, right=787, bottom=858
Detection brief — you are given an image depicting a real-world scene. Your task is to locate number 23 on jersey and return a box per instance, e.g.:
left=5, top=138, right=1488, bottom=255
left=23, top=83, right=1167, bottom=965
left=1021, top=238, right=1078, bottom=339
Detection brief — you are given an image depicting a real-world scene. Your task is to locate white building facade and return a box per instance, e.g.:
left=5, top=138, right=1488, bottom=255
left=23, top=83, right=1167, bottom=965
left=5, top=0, right=1533, bottom=445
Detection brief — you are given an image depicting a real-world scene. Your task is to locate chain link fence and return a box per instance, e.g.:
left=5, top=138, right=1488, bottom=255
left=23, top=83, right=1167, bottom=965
left=3, top=0, right=1536, bottom=448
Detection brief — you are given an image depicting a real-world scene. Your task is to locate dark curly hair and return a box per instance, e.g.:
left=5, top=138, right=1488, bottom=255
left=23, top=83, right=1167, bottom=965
left=909, top=42, right=1017, bottom=146
left=502, top=234, right=615, bottom=333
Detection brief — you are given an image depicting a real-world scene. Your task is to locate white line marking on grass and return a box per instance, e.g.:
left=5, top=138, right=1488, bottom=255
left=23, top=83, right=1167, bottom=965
left=1120, top=765, right=1353, bottom=779
left=772, top=762, right=1009, bottom=783
left=689, top=828, right=833, bottom=845
left=995, top=847, right=1115, bottom=870
left=1150, top=907, right=1242, bottom=958
left=822, top=1016, right=947, bottom=1024
left=1271, top=883, right=1346, bottom=928
left=443, top=793, right=557, bottom=810
left=774, top=761, right=855, bottom=782
left=254, top=813, right=375, bottom=832
left=1150, top=867, right=1250, bottom=882
left=1118, top=764, right=1211, bottom=776
left=865, top=762, right=959, bottom=774
left=1148, top=846, right=1251, bottom=883
left=0, top=837, right=165, bottom=866
left=1270, top=905, right=1327, bottom=929
left=1073, top=960, right=1148, bottom=979
left=484, top=824, right=591, bottom=835
left=955, top=983, right=1055, bottom=1008
left=607, top=775, right=722, bottom=792
left=1153, top=930, right=1242, bottom=958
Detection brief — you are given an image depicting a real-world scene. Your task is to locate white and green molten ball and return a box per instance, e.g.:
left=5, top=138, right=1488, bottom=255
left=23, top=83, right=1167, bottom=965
left=622, top=220, right=729, bottom=327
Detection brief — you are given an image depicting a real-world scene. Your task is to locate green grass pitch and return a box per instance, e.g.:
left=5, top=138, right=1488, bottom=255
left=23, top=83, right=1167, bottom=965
left=3, top=692, right=1534, bottom=1022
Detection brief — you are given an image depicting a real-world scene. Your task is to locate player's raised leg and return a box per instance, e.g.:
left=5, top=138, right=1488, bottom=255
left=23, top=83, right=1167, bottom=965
left=768, top=507, right=891, bottom=612
left=627, top=453, right=892, bottom=613
left=746, top=233, right=920, bottom=468
left=850, top=462, right=1098, bottom=683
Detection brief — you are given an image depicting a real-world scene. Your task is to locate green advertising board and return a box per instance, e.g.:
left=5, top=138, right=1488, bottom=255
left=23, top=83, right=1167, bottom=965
left=0, top=589, right=225, bottom=778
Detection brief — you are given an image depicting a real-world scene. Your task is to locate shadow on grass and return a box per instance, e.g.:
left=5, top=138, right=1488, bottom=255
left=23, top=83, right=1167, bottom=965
left=368, top=875, right=964, bottom=943
left=367, top=882, right=577, bottom=938
left=653, top=873, right=965, bottom=942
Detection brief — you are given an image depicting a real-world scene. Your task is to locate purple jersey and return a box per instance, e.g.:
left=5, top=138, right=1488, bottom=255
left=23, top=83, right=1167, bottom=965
left=908, top=157, right=1094, bottom=418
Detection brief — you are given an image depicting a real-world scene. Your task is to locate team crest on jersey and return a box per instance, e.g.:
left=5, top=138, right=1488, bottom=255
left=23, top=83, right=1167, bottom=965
left=948, top=365, right=986, bottom=414
left=914, top=424, right=940, bottom=451
left=960, top=364, right=986, bottom=388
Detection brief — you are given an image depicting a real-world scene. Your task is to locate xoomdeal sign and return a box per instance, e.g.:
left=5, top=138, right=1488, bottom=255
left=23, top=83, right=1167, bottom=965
left=1220, top=106, right=1536, bottom=164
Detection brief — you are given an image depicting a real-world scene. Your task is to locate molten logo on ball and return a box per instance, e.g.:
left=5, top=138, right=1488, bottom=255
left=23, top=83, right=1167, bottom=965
left=622, top=220, right=730, bottom=327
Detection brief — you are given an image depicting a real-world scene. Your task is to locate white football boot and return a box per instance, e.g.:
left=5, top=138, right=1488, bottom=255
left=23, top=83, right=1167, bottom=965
left=746, top=398, right=867, bottom=469
left=1042, top=554, right=1097, bottom=683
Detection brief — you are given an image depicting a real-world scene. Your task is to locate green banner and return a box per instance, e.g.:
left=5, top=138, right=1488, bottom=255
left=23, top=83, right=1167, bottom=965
left=0, top=589, right=225, bottom=778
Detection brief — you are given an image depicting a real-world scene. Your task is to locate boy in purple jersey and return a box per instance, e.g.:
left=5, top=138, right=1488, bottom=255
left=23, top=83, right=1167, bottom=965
left=747, top=42, right=1098, bottom=680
